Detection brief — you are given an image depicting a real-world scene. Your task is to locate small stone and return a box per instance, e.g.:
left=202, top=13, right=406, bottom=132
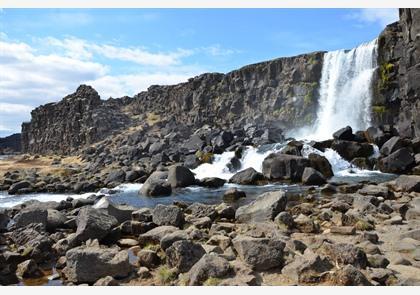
left=330, top=226, right=356, bottom=235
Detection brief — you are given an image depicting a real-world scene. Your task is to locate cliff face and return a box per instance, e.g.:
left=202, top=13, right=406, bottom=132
left=374, top=8, right=420, bottom=138
left=0, top=133, right=21, bottom=154
left=21, top=52, right=324, bottom=155
left=21, top=85, right=132, bottom=154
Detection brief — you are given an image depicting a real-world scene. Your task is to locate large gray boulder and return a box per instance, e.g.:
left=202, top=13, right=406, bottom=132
left=235, top=190, right=287, bottom=223
left=165, top=240, right=206, bottom=272
left=139, top=171, right=172, bottom=196
left=167, top=165, right=196, bottom=188
left=380, top=136, right=407, bottom=156
left=229, top=167, right=265, bottom=185
left=319, top=242, right=368, bottom=269
left=74, top=207, right=118, bottom=243
left=262, top=153, right=310, bottom=181
left=12, top=209, right=48, bottom=228
left=378, top=148, right=415, bottom=173
left=393, top=175, right=420, bottom=192
left=64, top=243, right=130, bottom=283
left=301, top=167, right=326, bottom=185
left=152, top=204, right=184, bottom=227
left=93, top=197, right=136, bottom=223
left=8, top=181, right=31, bottom=194
left=138, top=225, right=178, bottom=245
left=187, top=253, right=231, bottom=285
left=308, top=153, right=334, bottom=178
left=232, top=236, right=285, bottom=271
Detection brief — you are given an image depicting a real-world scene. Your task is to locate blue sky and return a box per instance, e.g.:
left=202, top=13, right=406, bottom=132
left=0, top=8, right=398, bottom=137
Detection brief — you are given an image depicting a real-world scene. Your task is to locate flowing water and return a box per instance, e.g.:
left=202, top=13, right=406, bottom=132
left=292, top=39, right=378, bottom=141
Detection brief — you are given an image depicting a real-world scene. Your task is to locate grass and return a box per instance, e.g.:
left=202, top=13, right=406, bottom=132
left=156, top=266, right=177, bottom=285
left=146, top=112, right=161, bottom=126
left=379, top=62, right=394, bottom=90
left=203, top=277, right=222, bottom=286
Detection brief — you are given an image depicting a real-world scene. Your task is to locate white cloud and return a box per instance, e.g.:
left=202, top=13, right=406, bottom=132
left=201, top=44, right=239, bottom=57
left=349, top=9, right=399, bottom=28
left=44, top=36, right=193, bottom=66
left=0, top=36, right=207, bottom=136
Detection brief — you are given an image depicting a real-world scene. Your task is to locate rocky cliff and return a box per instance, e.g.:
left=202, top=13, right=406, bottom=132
left=21, top=52, right=324, bottom=155
left=373, top=8, right=420, bottom=138
left=0, top=133, right=21, bottom=154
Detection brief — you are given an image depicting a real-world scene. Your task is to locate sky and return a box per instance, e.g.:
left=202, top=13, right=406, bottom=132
left=0, top=8, right=399, bottom=137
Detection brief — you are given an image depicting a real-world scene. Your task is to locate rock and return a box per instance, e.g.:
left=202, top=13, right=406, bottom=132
left=93, top=276, right=120, bottom=286
left=308, top=153, right=334, bottom=178
left=117, top=238, right=139, bottom=247
left=165, top=240, right=206, bottom=272
left=207, top=235, right=231, bottom=251
left=319, top=242, right=368, bottom=269
left=137, top=250, right=160, bottom=268
left=380, top=136, right=407, bottom=156
left=0, top=210, right=10, bottom=232
left=64, top=243, right=130, bottom=283
left=105, top=169, right=126, bottom=185
left=393, top=175, right=420, bottom=192
left=215, top=203, right=236, bottom=220
left=330, top=140, right=374, bottom=161
left=140, top=171, right=172, bottom=196
left=232, top=236, right=285, bottom=271
left=332, top=126, right=353, bottom=140
left=160, top=230, right=190, bottom=250
left=368, top=254, right=390, bottom=268
left=16, top=259, right=42, bottom=279
left=229, top=167, right=265, bottom=185
left=235, top=190, right=287, bottom=223
left=330, top=226, right=356, bottom=235
left=132, top=208, right=152, bottom=222
left=331, top=265, right=372, bottom=286
left=378, top=148, right=415, bottom=174
left=294, top=214, right=319, bottom=233
left=262, top=153, right=310, bottom=181
left=8, top=181, right=31, bottom=194
left=223, top=188, right=246, bottom=202
left=282, top=252, right=333, bottom=284
left=138, top=225, right=178, bottom=245
left=74, top=207, right=118, bottom=243
left=358, top=185, right=393, bottom=199
left=186, top=203, right=217, bottom=220
left=187, top=253, right=231, bottom=286
left=12, top=208, right=48, bottom=228
left=93, top=197, right=136, bottom=223
left=274, top=211, right=295, bottom=230
left=71, top=198, right=94, bottom=208
left=199, top=177, right=226, bottom=188
left=167, top=165, right=196, bottom=188
left=365, top=126, right=390, bottom=148
left=301, top=167, right=326, bottom=185
left=152, top=204, right=184, bottom=227
left=46, top=209, right=67, bottom=231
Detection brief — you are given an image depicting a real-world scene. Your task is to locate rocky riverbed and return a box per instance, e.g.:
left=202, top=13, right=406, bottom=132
left=1, top=124, right=420, bottom=286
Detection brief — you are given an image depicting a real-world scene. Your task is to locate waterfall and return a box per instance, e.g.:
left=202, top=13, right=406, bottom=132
left=292, top=39, right=378, bottom=141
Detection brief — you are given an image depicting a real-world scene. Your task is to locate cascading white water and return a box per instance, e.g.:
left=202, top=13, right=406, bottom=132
left=293, top=39, right=378, bottom=141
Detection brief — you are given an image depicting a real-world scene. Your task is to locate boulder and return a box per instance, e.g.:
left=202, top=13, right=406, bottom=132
left=223, top=188, right=246, bottom=202
left=330, top=140, right=373, bottom=161
left=0, top=210, right=10, bottom=232
left=93, top=197, right=136, bottom=223
left=105, top=169, right=126, bottom=185
left=198, top=177, right=226, bottom=188
left=132, top=208, right=152, bottom=222
left=8, top=181, right=31, bottom=194
left=380, top=136, right=407, bottom=156
left=137, top=249, right=160, bottom=268
left=331, top=265, right=372, bottom=286
left=186, top=203, right=217, bottom=220
left=319, top=242, right=368, bottom=269
left=16, top=259, right=42, bottom=279
left=64, top=243, right=130, bottom=283
left=232, top=236, right=285, bottom=271
left=262, top=153, right=310, bottom=181
left=140, top=171, right=172, bottom=196
left=229, top=167, right=265, bottom=185
left=365, top=126, right=391, bottom=148
left=160, top=230, right=190, bottom=250
left=12, top=208, right=48, bottom=228
left=93, top=276, right=120, bottom=286
left=74, top=207, right=118, bottom=243
left=167, top=165, right=196, bottom=188
left=235, top=190, right=287, bottom=223
left=187, top=253, right=231, bottom=286
left=308, top=153, right=334, bottom=178
left=282, top=252, right=333, bottom=284
left=333, top=126, right=354, bottom=141
left=152, top=204, right=184, bottom=227
left=165, top=240, right=206, bottom=272
left=46, top=209, right=67, bottom=231
left=393, top=175, right=420, bottom=192
left=378, top=148, right=415, bottom=174
left=301, top=167, right=326, bottom=185
left=138, top=225, right=179, bottom=245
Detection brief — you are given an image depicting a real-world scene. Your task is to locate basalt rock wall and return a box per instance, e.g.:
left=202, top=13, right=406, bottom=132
left=21, top=52, right=325, bottom=155
left=373, top=8, right=420, bottom=138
